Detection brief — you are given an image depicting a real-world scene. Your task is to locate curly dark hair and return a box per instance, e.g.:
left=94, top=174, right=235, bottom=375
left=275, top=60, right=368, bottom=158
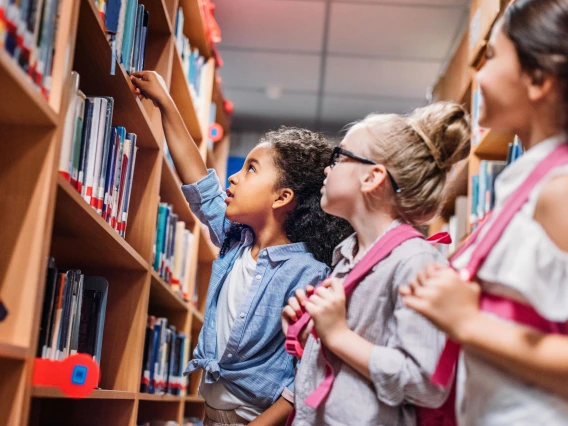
left=219, top=127, right=353, bottom=266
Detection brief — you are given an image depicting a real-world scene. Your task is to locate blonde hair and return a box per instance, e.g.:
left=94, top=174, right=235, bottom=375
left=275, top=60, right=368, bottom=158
left=349, top=101, right=471, bottom=226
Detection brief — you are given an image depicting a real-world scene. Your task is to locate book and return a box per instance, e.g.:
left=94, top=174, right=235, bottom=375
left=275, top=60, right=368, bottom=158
left=58, top=71, right=81, bottom=181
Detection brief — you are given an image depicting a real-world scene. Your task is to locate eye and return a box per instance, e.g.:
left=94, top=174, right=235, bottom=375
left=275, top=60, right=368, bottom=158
left=485, top=46, right=494, bottom=60
left=247, top=164, right=256, bottom=172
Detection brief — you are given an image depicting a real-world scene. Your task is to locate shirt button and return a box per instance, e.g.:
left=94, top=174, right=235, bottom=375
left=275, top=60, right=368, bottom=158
left=240, top=313, right=245, bottom=318
left=261, top=250, right=267, bottom=257
left=228, top=354, right=233, bottom=358
left=256, top=274, right=262, bottom=280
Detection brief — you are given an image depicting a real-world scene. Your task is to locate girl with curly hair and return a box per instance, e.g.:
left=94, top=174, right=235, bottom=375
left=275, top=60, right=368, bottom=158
left=131, top=71, right=352, bottom=426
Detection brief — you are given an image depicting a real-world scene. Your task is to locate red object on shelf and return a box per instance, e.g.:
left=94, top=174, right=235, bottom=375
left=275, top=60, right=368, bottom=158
left=224, top=100, right=234, bottom=116
left=33, top=354, right=100, bottom=398
left=209, top=123, right=224, bottom=142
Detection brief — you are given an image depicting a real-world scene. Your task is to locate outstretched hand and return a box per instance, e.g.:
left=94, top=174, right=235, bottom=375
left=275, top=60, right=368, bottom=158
left=130, top=71, right=171, bottom=109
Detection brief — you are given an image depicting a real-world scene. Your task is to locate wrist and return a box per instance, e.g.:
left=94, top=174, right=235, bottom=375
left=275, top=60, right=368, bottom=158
left=158, top=94, right=175, bottom=112
left=322, top=324, right=351, bottom=352
left=453, top=311, right=483, bottom=344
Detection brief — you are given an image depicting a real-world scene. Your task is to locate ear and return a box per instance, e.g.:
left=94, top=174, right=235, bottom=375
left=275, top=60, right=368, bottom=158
left=272, top=188, right=295, bottom=211
left=360, top=165, right=388, bottom=194
left=526, top=69, right=556, bottom=102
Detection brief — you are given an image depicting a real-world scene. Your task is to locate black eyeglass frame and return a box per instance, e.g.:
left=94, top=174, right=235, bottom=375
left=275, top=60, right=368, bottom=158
left=329, top=147, right=401, bottom=193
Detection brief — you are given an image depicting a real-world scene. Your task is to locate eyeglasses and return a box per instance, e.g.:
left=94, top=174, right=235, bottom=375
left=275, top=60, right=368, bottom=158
left=329, top=147, right=401, bottom=193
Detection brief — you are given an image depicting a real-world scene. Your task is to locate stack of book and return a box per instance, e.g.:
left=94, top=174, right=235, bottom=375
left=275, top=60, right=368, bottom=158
left=37, top=258, right=108, bottom=364
left=97, top=0, right=149, bottom=74
left=59, top=72, right=138, bottom=238
left=140, top=316, right=189, bottom=396
left=174, top=7, right=207, bottom=116
left=1, top=0, right=62, bottom=98
left=153, top=203, right=195, bottom=300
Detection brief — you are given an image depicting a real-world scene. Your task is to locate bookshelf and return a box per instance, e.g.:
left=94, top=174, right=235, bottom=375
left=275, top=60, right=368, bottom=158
left=1, top=0, right=229, bottom=425
left=429, top=0, right=514, bottom=249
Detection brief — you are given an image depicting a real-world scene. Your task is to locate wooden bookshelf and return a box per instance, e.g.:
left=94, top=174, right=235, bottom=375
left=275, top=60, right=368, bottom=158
left=429, top=0, right=513, bottom=242
left=1, top=0, right=230, bottom=424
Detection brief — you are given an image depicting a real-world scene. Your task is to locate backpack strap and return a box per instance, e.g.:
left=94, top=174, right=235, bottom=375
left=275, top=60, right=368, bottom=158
left=286, top=224, right=450, bottom=409
left=432, top=142, right=568, bottom=387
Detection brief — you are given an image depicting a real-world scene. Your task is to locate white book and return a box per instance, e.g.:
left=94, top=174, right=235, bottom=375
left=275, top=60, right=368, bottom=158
left=172, top=221, right=186, bottom=291
left=90, top=98, right=108, bottom=210
left=58, top=72, right=80, bottom=179
left=82, top=98, right=102, bottom=203
left=71, top=91, right=86, bottom=187
left=113, top=137, right=131, bottom=229
left=182, top=230, right=194, bottom=300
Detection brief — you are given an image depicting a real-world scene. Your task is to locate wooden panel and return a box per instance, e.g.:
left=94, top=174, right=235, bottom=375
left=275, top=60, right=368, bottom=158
left=0, top=126, right=58, bottom=349
left=72, top=0, right=161, bottom=150
left=0, top=50, right=57, bottom=126
left=185, top=398, right=205, bottom=421
left=164, top=0, right=180, bottom=27
left=473, top=129, right=516, bottom=160
left=29, top=397, right=136, bottom=426
left=51, top=176, right=148, bottom=272
left=139, top=0, right=174, bottom=36
left=137, top=399, right=181, bottom=424
left=469, top=0, right=509, bottom=67
left=433, top=30, right=472, bottom=104
left=160, top=155, right=197, bottom=228
left=138, top=393, right=183, bottom=402
left=179, top=0, right=211, bottom=58
left=0, top=358, right=27, bottom=426
left=32, top=387, right=136, bottom=400
left=149, top=270, right=189, bottom=313
left=170, top=43, right=203, bottom=142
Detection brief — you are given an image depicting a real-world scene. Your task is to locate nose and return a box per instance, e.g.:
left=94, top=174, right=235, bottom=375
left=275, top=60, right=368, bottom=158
left=228, top=173, right=237, bottom=185
left=324, top=165, right=331, bottom=177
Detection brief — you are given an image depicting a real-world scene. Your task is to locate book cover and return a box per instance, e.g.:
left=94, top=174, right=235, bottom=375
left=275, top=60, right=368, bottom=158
left=88, top=97, right=109, bottom=207
left=71, top=91, right=87, bottom=188
left=83, top=97, right=103, bottom=202
left=131, top=4, right=144, bottom=73
left=78, top=98, right=94, bottom=193
left=58, top=71, right=81, bottom=180
left=120, top=0, right=138, bottom=70
left=94, top=97, right=115, bottom=213
left=38, top=258, right=57, bottom=358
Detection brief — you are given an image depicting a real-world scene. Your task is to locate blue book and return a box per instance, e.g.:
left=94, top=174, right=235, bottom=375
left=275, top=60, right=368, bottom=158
left=131, top=4, right=144, bottom=73
left=154, top=204, right=169, bottom=271
left=149, top=321, right=161, bottom=394
left=470, top=175, right=479, bottom=228
left=104, top=0, right=122, bottom=33
left=121, top=0, right=138, bottom=69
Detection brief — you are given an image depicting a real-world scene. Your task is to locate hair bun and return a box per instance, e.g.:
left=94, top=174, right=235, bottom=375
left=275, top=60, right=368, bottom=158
left=409, top=102, right=471, bottom=171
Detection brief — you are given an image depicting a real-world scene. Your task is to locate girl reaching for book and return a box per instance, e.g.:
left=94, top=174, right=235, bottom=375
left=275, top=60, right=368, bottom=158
left=131, top=71, right=352, bottom=426
left=282, top=101, right=470, bottom=425
left=401, top=0, right=568, bottom=424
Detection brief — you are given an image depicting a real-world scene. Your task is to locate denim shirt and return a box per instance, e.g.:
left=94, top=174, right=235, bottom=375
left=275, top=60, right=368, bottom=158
left=181, top=169, right=329, bottom=409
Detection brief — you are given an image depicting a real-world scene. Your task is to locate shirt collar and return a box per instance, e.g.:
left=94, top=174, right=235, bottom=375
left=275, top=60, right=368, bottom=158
left=264, top=242, right=311, bottom=262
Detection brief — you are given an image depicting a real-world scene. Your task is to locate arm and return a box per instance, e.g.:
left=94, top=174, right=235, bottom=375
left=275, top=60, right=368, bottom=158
left=130, top=71, right=207, bottom=185
left=403, top=173, right=568, bottom=400
left=306, top=260, right=448, bottom=408
left=249, top=397, right=293, bottom=426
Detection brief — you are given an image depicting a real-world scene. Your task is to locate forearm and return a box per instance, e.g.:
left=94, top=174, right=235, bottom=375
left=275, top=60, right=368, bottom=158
left=249, top=397, right=293, bottom=426
left=459, top=313, right=568, bottom=399
left=159, top=97, right=208, bottom=185
left=326, top=328, right=373, bottom=380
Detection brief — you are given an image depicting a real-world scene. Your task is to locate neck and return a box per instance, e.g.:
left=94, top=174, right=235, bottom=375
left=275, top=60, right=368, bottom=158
left=348, top=209, right=398, bottom=256
left=517, top=108, right=565, bottom=151
left=249, top=217, right=292, bottom=260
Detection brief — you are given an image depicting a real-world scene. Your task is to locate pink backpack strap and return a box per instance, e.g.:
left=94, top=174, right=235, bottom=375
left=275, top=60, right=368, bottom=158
left=432, top=143, right=568, bottom=387
left=285, top=224, right=451, bottom=410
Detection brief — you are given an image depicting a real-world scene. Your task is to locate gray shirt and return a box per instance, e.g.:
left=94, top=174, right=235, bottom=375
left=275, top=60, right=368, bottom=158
left=293, top=227, right=449, bottom=426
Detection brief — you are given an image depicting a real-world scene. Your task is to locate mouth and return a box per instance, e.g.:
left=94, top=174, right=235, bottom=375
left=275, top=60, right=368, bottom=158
left=225, top=188, right=234, bottom=204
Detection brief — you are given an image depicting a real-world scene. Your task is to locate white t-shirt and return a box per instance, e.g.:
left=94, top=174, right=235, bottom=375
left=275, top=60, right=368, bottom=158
left=199, top=245, right=264, bottom=421
left=453, top=134, right=568, bottom=425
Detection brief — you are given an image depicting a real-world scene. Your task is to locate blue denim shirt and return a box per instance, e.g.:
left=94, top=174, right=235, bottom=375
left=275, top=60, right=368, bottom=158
left=181, top=170, right=329, bottom=409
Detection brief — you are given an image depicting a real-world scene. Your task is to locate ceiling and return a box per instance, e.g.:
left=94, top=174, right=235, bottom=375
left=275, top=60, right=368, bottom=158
left=214, top=0, right=469, bottom=136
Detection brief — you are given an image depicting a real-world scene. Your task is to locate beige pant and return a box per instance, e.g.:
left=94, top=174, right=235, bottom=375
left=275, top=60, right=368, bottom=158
left=203, top=404, right=249, bottom=426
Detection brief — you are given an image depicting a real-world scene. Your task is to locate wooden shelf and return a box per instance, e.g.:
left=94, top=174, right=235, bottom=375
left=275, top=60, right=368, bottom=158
left=32, top=386, right=136, bottom=400
left=186, top=395, right=205, bottom=403
left=73, top=0, right=162, bottom=150
left=473, top=129, right=516, bottom=159
left=191, top=307, right=204, bottom=326
left=150, top=270, right=189, bottom=312
left=139, top=0, right=173, bottom=36
left=51, top=176, right=148, bottom=272
left=179, top=0, right=211, bottom=58
left=0, top=343, right=29, bottom=360
left=0, top=49, right=58, bottom=127
left=138, top=392, right=183, bottom=402
left=170, top=43, right=203, bottom=142
left=160, top=155, right=197, bottom=228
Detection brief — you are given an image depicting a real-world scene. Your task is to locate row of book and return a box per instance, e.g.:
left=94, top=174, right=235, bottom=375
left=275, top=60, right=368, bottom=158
left=37, top=258, right=108, bottom=363
left=153, top=203, right=195, bottom=300
left=1, top=0, right=61, bottom=98
left=141, top=316, right=189, bottom=395
left=470, top=137, right=523, bottom=229
left=98, top=0, right=149, bottom=74
left=59, top=72, right=138, bottom=237
left=175, top=7, right=207, bottom=117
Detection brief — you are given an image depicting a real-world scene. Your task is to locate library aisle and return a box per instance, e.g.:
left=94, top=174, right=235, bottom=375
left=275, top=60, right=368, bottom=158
left=0, top=0, right=521, bottom=425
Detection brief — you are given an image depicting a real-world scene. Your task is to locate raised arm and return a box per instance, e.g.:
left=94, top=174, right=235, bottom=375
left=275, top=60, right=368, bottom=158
left=130, top=71, right=207, bottom=185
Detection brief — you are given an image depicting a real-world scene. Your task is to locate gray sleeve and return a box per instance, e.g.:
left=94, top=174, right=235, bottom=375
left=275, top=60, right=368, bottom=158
left=368, top=252, right=450, bottom=408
